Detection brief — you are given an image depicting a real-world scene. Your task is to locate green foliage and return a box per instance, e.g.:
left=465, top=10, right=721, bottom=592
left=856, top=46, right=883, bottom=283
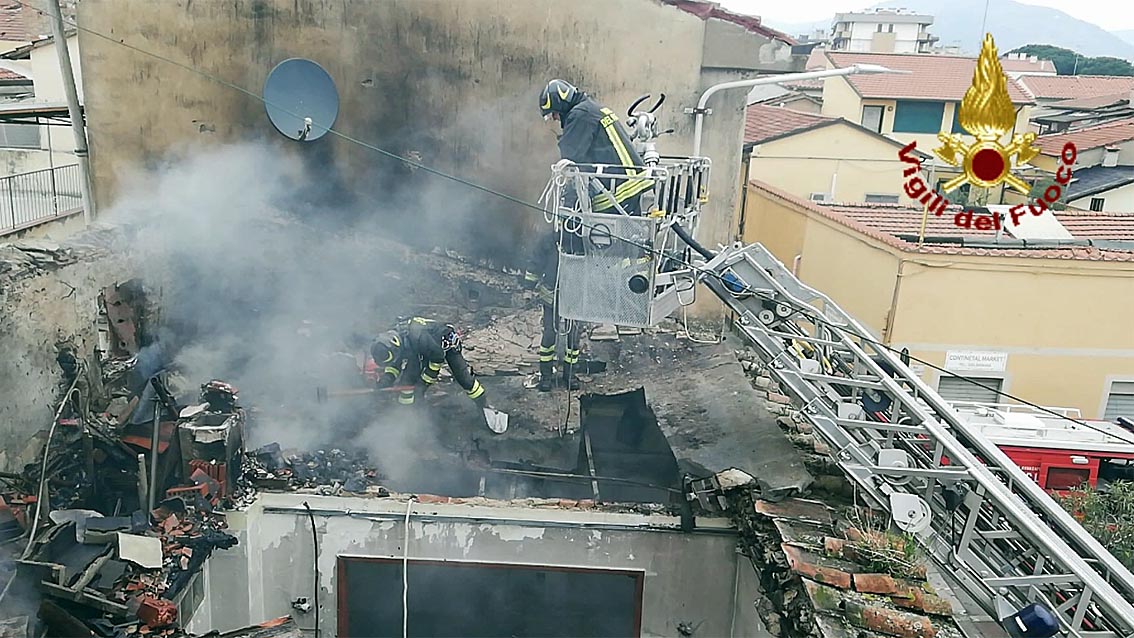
left=1028, top=178, right=1068, bottom=211
left=847, top=507, right=926, bottom=580
left=1008, top=45, right=1134, bottom=77
left=944, top=183, right=971, bottom=206
left=1058, top=481, right=1134, bottom=571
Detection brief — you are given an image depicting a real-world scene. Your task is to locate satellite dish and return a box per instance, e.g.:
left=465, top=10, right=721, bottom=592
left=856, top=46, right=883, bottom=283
left=263, top=58, right=339, bottom=142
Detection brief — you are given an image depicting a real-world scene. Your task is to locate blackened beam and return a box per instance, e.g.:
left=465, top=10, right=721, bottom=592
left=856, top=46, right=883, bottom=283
left=39, top=581, right=130, bottom=615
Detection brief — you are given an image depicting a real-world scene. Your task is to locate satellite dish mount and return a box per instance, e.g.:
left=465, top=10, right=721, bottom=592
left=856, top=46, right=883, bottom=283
left=263, top=58, right=340, bottom=143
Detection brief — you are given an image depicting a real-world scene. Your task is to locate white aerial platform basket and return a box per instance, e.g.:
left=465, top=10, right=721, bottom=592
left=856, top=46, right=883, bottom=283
left=544, top=156, right=711, bottom=328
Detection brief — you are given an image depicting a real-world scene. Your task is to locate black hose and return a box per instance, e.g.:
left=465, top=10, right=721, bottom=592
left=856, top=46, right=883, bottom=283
left=302, top=502, right=319, bottom=637
left=673, top=222, right=715, bottom=260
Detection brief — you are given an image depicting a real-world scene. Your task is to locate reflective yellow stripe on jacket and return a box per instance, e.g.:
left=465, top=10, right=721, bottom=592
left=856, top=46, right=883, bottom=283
left=592, top=108, right=653, bottom=212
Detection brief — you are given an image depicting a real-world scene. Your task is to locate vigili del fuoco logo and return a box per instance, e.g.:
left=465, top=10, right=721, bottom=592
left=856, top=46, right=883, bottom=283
left=896, top=33, right=1077, bottom=230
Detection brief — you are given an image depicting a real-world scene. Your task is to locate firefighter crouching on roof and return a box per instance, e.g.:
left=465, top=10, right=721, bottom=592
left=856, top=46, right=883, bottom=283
left=369, top=317, right=491, bottom=427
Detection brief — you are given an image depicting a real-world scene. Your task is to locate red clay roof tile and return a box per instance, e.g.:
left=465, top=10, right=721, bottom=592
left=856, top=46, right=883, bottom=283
left=659, top=0, right=796, bottom=45
left=1017, top=75, right=1134, bottom=101
left=748, top=180, right=1134, bottom=262
left=824, top=51, right=1033, bottom=103
left=1036, top=118, right=1134, bottom=156
left=744, top=104, right=835, bottom=145
left=0, top=0, right=28, bottom=44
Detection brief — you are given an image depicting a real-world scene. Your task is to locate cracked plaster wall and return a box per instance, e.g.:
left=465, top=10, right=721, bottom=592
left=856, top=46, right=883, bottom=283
left=188, top=494, right=772, bottom=637
left=77, top=0, right=800, bottom=299
left=0, top=244, right=134, bottom=472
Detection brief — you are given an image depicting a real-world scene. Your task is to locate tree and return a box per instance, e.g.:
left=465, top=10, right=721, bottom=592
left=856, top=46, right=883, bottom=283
left=1058, top=481, right=1134, bottom=570
left=1007, top=45, right=1134, bottom=77
left=1009, top=44, right=1079, bottom=74
left=1078, top=56, right=1134, bottom=77
left=1028, top=178, right=1068, bottom=211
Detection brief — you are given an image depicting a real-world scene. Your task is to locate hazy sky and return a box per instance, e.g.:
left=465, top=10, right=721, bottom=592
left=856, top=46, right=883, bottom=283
left=717, top=0, right=1134, bottom=31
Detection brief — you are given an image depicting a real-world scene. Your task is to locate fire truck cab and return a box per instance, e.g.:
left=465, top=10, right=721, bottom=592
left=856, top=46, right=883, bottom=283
left=949, top=402, right=1134, bottom=491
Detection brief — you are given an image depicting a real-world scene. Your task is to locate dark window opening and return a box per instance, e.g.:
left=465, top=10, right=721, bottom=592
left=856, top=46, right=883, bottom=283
left=1045, top=466, right=1090, bottom=491
left=1090, top=197, right=1105, bottom=212
left=865, top=193, right=900, bottom=204
left=862, top=105, right=884, bottom=133
left=338, top=557, right=645, bottom=637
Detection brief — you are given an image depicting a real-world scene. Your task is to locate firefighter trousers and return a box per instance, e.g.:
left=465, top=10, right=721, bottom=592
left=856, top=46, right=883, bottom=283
left=539, top=302, right=580, bottom=370
left=398, top=349, right=485, bottom=405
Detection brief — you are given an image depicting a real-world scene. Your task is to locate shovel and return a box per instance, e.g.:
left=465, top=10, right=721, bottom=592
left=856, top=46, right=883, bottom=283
left=315, top=385, right=415, bottom=403
left=483, top=406, right=509, bottom=434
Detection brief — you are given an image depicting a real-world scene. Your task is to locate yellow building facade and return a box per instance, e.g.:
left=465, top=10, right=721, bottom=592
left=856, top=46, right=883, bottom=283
left=740, top=180, right=1134, bottom=420
left=745, top=113, right=928, bottom=207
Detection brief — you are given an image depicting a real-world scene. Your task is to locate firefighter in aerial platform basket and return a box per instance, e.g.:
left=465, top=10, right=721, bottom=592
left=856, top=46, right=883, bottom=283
left=370, top=317, right=507, bottom=433
left=538, top=78, right=652, bottom=216
left=521, top=80, right=658, bottom=391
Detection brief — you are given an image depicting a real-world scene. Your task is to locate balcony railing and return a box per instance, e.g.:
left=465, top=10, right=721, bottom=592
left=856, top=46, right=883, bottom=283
left=0, top=164, right=83, bottom=236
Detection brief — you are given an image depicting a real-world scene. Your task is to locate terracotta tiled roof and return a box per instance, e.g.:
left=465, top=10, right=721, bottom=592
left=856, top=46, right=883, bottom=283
left=999, top=57, right=1056, bottom=74
left=1017, top=75, right=1134, bottom=101
left=805, top=47, right=829, bottom=70
left=1051, top=93, right=1130, bottom=110
left=824, top=51, right=1033, bottom=103
left=0, top=0, right=28, bottom=44
left=0, top=67, right=25, bottom=81
left=745, top=104, right=834, bottom=145
left=748, top=180, right=1134, bottom=262
left=659, top=0, right=796, bottom=45
left=1035, top=118, right=1134, bottom=156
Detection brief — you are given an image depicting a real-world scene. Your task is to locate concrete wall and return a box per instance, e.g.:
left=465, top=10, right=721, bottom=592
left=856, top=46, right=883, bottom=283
left=32, top=35, right=83, bottom=157
left=188, top=493, right=768, bottom=638
left=741, top=182, right=1134, bottom=417
left=0, top=237, right=134, bottom=471
left=76, top=0, right=799, bottom=274
left=747, top=123, right=919, bottom=205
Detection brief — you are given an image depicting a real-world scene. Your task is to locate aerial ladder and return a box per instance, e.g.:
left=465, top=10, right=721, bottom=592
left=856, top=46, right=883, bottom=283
left=539, top=96, right=1134, bottom=638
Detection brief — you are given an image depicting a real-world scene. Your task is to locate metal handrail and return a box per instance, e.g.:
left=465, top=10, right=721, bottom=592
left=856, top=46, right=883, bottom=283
left=950, top=400, right=1084, bottom=419
left=0, top=163, right=82, bottom=235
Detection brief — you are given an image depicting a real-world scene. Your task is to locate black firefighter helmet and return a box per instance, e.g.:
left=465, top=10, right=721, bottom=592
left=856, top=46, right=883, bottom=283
left=539, top=79, right=579, bottom=119
left=370, top=330, right=402, bottom=365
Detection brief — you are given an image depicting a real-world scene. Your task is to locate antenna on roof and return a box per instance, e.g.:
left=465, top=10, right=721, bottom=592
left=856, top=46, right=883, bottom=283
left=263, top=58, right=340, bottom=142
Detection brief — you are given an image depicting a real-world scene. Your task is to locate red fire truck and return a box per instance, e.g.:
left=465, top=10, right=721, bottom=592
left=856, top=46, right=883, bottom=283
left=949, top=402, right=1134, bottom=491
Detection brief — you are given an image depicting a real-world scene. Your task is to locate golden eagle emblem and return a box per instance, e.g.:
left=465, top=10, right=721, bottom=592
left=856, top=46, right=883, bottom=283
left=934, top=33, right=1039, bottom=194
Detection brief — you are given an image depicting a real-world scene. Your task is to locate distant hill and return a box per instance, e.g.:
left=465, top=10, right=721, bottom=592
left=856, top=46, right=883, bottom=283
left=1116, top=30, right=1134, bottom=48
left=765, top=0, right=1134, bottom=62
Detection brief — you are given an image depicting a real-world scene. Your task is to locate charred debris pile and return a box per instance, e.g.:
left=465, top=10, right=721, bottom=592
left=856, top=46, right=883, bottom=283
left=0, top=279, right=328, bottom=638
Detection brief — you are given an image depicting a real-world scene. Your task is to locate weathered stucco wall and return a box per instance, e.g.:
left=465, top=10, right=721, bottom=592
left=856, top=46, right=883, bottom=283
left=188, top=493, right=769, bottom=637
left=77, top=0, right=797, bottom=273
left=0, top=232, right=135, bottom=471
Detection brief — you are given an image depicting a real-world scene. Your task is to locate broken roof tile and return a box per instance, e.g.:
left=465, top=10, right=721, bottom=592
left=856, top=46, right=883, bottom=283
left=755, top=497, right=836, bottom=526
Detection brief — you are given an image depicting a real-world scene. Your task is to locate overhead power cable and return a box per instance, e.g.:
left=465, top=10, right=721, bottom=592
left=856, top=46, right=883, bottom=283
left=31, top=0, right=1134, bottom=448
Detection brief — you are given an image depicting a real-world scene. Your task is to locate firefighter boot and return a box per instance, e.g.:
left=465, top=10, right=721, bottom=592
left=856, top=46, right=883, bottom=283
left=538, top=361, right=554, bottom=393
left=560, top=364, right=581, bottom=391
